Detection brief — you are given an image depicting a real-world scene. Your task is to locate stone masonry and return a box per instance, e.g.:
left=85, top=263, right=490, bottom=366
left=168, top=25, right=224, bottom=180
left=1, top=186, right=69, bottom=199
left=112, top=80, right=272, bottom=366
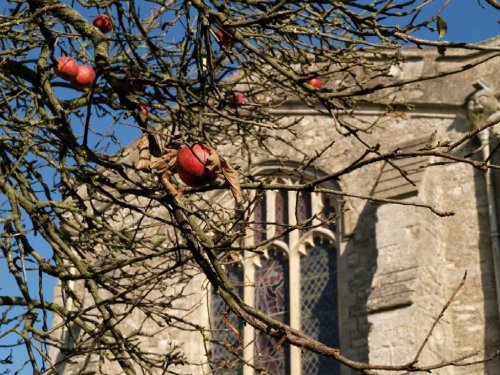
left=53, top=38, right=500, bottom=374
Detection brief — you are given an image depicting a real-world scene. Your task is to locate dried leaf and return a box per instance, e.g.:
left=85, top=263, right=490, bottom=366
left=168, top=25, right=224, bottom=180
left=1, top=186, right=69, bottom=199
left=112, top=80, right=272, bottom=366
left=436, top=16, right=447, bottom=39
left=137, top=134, right=151, bottom=170
left=160, top=170, right=182, bottom=198
left=150, top=149, right=178, bottom=173
left=221, top=159, right=243, bottom=204
left=205, top=148, right=222, bottom=174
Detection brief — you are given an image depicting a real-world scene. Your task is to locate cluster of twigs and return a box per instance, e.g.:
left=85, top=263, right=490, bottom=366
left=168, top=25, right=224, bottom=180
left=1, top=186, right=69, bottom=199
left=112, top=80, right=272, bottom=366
left=0, top=1, right=498, bottom=374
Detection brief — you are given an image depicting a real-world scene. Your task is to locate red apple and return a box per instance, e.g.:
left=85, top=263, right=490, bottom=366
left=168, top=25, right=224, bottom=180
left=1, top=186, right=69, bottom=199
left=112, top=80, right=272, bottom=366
left=93, top=14, right=113, bottom=33
left=176, top=144, right=219, bottom=187
left=307, top=77, right=322, bottom=89
left=56, top=57, right=79, bottom=80
left=72, top=65, right=96, bottom=88
left=229, top=92, right=245, bottom=106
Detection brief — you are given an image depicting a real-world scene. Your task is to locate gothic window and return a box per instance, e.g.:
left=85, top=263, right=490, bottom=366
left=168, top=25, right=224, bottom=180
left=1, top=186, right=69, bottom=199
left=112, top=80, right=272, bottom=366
left=254, top=249, right=290, bottom=374
left=298, top=191, right=312, bottom=236
left=275, top=190, right=289, bottom=242
left=300, top=240, right=339, bottom=374
left=210, top=174, right=340, bottom=375
left=254, top=192, right=267, bottom=244
left=210, top=264, right=244, bottom=375
left=321, top=195, right=336, bottom=232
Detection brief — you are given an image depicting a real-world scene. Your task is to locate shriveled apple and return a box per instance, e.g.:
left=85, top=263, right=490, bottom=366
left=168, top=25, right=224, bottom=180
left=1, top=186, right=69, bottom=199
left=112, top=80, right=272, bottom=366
left=176, top=144, right=219, bottom=187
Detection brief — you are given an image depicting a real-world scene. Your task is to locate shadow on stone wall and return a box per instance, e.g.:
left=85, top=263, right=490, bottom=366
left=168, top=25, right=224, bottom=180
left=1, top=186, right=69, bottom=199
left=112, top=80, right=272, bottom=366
left=472, top=136, right=500, bottom=373
left=340, top=203, right=378, bottom=374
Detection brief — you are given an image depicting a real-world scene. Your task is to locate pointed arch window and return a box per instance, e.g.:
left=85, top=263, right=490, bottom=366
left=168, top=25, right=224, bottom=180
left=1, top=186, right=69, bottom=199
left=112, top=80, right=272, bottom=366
left=210, top=264, right=244, bottom=375
left=210, top=174, right=341, bottom=375
left=254, top=249, right=290, bottom=374
left=300, top=239, right=340, bottom=374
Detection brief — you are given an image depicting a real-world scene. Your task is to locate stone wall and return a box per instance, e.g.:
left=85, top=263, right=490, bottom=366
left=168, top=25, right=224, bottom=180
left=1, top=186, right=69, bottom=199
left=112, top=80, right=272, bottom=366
left=53, top=42, right=500, bottom=374
left=244, top=78, right=500, bottom=372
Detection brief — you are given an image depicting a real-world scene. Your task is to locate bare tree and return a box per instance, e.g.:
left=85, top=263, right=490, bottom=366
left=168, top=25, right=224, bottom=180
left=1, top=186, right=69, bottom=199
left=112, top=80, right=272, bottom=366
left=0, top=1, right=499, bottom=374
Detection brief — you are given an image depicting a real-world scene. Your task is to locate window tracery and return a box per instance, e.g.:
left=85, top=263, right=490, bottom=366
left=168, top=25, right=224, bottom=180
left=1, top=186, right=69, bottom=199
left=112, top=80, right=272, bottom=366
left=254, top=249, right=290, bottom=374
left=300, top=238, right=340, bottom=374
left=210, top=173, right=341, bottom=375
left=210, top=264, right=244, bottom=375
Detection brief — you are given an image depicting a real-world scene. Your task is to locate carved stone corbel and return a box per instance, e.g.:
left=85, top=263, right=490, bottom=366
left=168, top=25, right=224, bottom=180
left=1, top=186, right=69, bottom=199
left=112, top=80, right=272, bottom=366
left=466, top=83, right=499, bottom=139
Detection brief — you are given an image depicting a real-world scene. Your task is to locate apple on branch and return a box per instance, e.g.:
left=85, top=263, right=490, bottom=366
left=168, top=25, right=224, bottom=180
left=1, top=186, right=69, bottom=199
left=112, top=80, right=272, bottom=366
left=93, top=14, right=113, bottom=33
left=306, top=77, right=322, bottom=89
left=175, top=144, right=219, bottom=188
left=55, top=57, right=79, bottom=81
left=307, top=78, right=323, bottom=89
left=229, top=92, right=245, bottom=106
left=71, top=65, right=96, bottom=89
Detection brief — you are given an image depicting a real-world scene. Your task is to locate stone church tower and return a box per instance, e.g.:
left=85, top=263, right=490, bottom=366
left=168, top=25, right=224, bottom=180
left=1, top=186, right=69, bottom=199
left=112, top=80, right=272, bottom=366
left=52, top=38, right=500, bottom=374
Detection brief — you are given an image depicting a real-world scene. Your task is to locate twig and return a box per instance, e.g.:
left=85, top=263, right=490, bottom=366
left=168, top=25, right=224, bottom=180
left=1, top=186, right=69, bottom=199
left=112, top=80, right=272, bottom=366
left=409, top=271, right=467, bottom=366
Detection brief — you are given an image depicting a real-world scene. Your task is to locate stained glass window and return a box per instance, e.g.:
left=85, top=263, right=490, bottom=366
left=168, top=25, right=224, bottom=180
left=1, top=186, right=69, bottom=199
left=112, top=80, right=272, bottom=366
left=321, top=195, right=336, bottom=232
left=254, top=193, right=267, bottom=244
left=254, top=250, right=290, bottom=375
left=300, top=238, right=339, bottom=375
left=297, top=191, right=312, bottom=235
left=210, top=265, right=244, bottom=375
left=210, top=182, right=340, bottom=375
left=275, top=190, right=289, bottom=242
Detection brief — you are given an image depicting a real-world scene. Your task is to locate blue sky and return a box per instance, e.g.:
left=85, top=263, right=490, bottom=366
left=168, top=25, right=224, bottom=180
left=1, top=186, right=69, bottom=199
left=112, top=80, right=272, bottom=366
left=0, top=1, right=498, bottom=374
left=417, top=0, right=499, bottom=42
